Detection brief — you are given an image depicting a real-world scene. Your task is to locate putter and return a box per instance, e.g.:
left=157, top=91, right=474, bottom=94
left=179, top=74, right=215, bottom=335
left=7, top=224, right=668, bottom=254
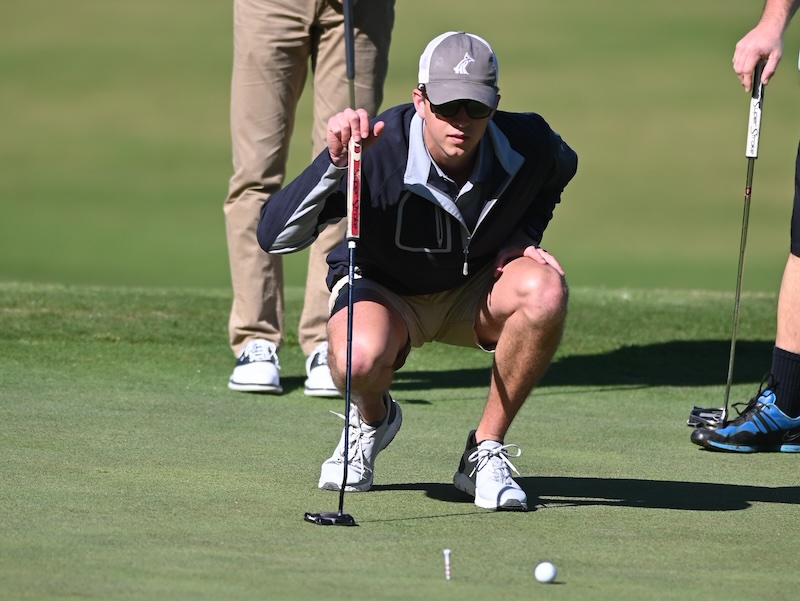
left=688, top=61, right=766, bottom=428
left=304, top=0, right=360, bottom=527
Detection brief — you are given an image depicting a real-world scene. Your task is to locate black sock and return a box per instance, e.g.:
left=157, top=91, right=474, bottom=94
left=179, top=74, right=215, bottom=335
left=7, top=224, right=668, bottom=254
left=770, top=346, right=800, bottom=418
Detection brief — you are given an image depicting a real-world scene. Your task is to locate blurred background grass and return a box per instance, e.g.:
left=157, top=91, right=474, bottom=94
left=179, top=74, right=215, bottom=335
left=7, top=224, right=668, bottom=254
left=1, top=0, right=798, bottom=292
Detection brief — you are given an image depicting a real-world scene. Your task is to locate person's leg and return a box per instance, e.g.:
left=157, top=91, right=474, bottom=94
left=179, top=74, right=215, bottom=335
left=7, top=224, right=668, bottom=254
left=300, top=1, right=395, bottom=396
left=297, top=0, right=395, bottom=355
left=770, top=142, right=800, bottom=417
left=453, top=257, right=567, bottom=511
left=691, top=142, right=800, bottom=451
left=772, top=140, right=800, bottom=414
left=327, top=297, right=409, bottom=422
left=775, top=256, right=800, bottom=354
left=224, top=0, right=312, bottom=390
left=317, top=283, right=410, bottom=492
left=758, top=142, right=800, bottom=418
left=771, top=253, right=800, bottom=418
left=473, top=258, right=568, bottom=443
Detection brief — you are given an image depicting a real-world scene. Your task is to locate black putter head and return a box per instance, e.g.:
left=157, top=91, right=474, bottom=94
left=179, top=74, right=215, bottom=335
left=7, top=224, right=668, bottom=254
left=687, top=406, right=725, bottom=429
left=304, top=511, right=357, bottom=527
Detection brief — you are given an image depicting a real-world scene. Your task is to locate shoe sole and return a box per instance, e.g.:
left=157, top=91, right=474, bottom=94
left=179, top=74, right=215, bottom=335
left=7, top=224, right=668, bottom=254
left=319, top=402, right=403, bottom=492
left=319, top=479, right=372, bottom=493
left=706, top=441, right=800, bottom=453
left=304, top=388, right=341, bottom=398
left=452, top=472, right=527, bottom=511
left=228, top=381, right=282, bottom=394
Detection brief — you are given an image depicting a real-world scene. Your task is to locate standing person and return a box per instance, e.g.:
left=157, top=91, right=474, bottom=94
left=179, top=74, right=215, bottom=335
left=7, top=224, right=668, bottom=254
left=224, top=0, right=395, bottom=396
left=258, top=32, right=578, bottom=510
left=692, top=0, right=800, bottom=452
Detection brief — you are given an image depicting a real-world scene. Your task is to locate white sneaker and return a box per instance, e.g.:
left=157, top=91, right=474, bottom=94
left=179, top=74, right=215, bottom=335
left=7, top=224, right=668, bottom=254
left=318, top=394, right=403, bottom=492
left=228, top=340, right=282, bottom=393
left=453, top=430, right=528, bottom=511
left=304, top=341, right=340, bottom=398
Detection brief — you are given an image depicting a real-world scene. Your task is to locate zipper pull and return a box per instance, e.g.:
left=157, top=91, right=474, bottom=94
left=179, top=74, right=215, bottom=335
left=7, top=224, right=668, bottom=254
left=462, top=247, right=469, bottom=276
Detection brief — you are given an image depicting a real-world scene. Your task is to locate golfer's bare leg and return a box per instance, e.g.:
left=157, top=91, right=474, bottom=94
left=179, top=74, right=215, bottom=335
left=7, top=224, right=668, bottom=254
left=473, top=258, right=568, bottom=442
left=327, top=299, right=408, bottom=424
left=776, top=254, right=800, bottom=353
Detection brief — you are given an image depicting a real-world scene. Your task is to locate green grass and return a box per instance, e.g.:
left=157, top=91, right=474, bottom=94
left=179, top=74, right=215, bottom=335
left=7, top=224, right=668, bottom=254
left=2, top=281, right=798, bottom=600
left=3, top=1, right=800, bottom=599
left=1, top=0, right=799, bottom=291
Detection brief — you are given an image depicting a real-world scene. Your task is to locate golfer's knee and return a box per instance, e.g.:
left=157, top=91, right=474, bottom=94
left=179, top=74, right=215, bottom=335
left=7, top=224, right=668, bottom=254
left=519, top=268, right=568, bottom=322
left=328, top=336, right=382, bottom=386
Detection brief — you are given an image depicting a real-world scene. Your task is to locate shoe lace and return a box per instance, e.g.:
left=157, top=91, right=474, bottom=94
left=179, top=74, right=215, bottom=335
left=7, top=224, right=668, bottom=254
left=730, top=373, right=776, bottom=420
left=329, top=409, right=371, bottom=475
left=468, top=443, right=522, bottom=482
left=243, top=341, right=280, bottom=368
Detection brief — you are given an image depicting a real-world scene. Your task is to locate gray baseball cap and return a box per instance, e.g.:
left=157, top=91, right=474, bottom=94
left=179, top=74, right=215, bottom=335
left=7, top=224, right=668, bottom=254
left=418, top=31, right=499, bottom=108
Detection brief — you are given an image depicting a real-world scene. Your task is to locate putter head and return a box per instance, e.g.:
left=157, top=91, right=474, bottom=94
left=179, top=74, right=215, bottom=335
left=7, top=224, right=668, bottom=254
left=687, top=406, right=726, bottom=429
left=304, top=511, right=357, bottom=527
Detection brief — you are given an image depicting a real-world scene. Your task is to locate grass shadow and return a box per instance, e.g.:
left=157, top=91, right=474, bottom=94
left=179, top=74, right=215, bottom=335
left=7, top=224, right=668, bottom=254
left=371, top=482, right=468, bottom=503
left=372, top=477, right=799, bottom=512
left=545, top=339, right=773, bottom=387
left=388, top=339, right=773, bottom=391
left=276, top=339, right=772, bottom=395
left=526, top=476, right=800, bottom=511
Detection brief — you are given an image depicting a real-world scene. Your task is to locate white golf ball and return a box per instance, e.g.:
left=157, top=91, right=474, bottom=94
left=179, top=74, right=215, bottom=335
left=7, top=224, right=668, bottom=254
left=534, top=561, right=557, bottom=583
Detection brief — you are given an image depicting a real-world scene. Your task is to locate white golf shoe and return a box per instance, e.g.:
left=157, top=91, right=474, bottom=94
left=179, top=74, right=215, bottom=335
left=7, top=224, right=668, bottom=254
left=228, top=340, right=282, bottom=393
left=304, top=341, right=340, bottom=398
left=453, top=430, right=528, bottom=511
left=318, top=394, right=402, bottom=492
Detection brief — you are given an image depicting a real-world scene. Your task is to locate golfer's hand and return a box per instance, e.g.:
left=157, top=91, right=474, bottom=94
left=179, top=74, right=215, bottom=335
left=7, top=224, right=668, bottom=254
left=327, top=108, right=384, bottom=168
left=733, top=24, right=784, bottom=92
left=494, top=245, right=564, bottom=277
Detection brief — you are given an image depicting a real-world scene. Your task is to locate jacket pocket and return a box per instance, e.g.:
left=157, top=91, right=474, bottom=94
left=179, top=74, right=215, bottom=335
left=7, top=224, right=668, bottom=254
left=395, top=192, right=452, bottom=253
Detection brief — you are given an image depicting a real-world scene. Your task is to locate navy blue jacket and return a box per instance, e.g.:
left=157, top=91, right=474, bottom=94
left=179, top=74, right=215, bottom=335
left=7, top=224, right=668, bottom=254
left=257, top=103, right=578, bottom=295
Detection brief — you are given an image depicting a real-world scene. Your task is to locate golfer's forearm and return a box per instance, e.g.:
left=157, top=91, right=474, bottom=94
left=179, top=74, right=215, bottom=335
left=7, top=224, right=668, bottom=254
left=258, top=156, right=346, bottom=254
left=758, top=0, right=800, bottom=32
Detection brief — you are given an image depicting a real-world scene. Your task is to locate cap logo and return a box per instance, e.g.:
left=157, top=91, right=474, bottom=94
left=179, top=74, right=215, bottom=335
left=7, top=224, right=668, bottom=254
left=453, top=53, right=475, bottom=75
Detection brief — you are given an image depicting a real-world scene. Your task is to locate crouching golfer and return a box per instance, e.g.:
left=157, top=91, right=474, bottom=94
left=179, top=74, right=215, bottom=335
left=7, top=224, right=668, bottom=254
left=257, top=31, right=578, bottom=510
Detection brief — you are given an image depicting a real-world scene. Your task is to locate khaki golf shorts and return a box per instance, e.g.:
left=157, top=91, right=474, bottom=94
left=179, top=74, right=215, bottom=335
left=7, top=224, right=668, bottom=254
left=329, top=262, right=496, bottom=351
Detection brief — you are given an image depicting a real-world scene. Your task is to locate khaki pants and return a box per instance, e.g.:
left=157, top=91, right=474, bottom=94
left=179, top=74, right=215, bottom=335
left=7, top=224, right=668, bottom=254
left=224, top=0, right=394, bottom=356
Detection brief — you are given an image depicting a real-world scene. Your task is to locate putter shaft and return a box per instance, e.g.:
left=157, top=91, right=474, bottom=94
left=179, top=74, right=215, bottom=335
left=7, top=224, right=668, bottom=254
left=723, top=157, right=755, bottom=422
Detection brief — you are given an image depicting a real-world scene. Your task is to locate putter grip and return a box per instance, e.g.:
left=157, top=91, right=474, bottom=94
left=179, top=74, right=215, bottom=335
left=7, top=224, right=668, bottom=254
left=346, top=138, right=362, bottom=241
left=745, top=61, right=766, bottom=159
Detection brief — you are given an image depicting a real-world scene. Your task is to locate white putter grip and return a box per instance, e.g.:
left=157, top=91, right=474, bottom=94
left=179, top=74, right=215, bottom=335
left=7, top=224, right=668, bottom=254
left=745, top=61, right=766, bottom=159
left=346, top=139, right=362, bottom=241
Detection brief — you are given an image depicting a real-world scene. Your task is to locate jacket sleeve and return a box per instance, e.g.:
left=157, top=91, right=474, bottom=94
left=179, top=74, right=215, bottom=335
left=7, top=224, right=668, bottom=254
left=257, top=150, right=348, bottom=254
left=520, top=129, right=578, bottom=244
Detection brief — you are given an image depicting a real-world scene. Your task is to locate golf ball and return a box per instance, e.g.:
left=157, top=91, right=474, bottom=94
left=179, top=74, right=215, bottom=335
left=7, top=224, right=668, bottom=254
left=534, top=561, right=557, bottom=583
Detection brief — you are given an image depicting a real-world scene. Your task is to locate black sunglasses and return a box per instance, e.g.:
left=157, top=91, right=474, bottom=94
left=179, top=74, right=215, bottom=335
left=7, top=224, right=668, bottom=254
left=425, top=95, right=493, bottom=119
